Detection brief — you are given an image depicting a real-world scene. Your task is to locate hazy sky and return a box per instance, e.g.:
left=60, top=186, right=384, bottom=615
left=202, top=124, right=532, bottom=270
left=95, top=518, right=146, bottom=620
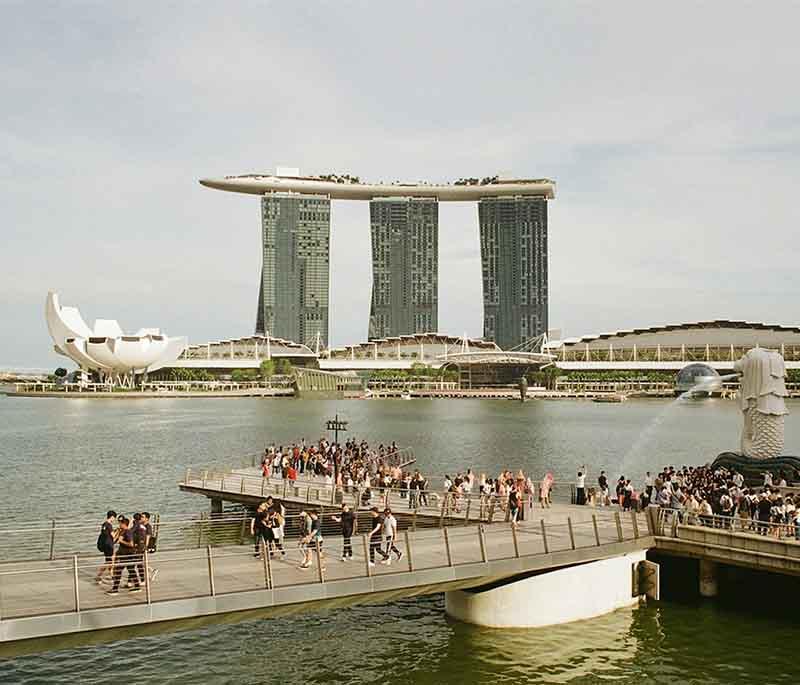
left=2, top=2, right=799, bottom=369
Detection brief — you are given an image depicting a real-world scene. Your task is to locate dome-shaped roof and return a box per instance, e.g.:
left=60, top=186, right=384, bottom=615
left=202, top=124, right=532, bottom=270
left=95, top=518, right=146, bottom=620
left=675, top=363, right=720, bottom=393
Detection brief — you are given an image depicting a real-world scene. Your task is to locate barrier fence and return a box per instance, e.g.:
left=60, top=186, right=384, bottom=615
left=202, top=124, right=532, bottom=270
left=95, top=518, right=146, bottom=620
left=0, top=511, right=644, bottom=622
left=184, top=466, right=582, bottom=507
left=655, top=507, right=800, bottom=542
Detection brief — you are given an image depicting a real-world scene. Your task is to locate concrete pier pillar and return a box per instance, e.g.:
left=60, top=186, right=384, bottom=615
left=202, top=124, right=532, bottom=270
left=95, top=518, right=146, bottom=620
left=699, top=559, right=718, bottom=597
left=210, top=498, right=223, bottom=515
left=445, top=550, right=647, bottom=628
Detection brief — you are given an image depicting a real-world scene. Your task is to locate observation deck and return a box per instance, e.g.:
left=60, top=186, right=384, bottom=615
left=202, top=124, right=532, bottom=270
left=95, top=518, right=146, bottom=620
left=199, top=174, right=556, bottom=201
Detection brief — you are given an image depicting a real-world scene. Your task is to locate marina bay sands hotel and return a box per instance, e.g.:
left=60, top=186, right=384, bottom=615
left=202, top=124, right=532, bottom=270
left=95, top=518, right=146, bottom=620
left=199, top=170, right=555, bottom=350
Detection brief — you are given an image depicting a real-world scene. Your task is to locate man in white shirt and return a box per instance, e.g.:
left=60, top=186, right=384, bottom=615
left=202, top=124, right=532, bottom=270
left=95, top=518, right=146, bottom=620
left=576, top=466, right=587, bottom=505
left=381, top=508, right=402, bottom=565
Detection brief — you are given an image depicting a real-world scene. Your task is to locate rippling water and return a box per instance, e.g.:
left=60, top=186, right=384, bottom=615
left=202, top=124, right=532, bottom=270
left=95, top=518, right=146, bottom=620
left=1, top=396, right=798, bottom=682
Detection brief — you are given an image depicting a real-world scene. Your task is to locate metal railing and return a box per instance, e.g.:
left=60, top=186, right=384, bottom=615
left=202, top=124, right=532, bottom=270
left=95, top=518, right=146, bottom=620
left=0, top=512, right=257, bottom=563
left=140, top=379, right=294, bottom=391
left=0, top=511, right=644, bottom=622
left=0, top=471, right=573, bottom=564
left=655, top=507, right=800, bottom=543
left=183, top=467, right=586, bottom=515
left=183, top=468, right=531, bottom=521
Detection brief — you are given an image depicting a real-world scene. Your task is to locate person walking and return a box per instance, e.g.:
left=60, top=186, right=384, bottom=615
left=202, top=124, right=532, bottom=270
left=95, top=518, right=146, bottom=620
left=381, top=508, right=402, bottom=565
left=107, top=516, right=141, bottom=595
left=367, top=507, right=388, bottom=567
left=94, top=510, right=117, bottom=584
left=332, top=503, right=356, bottom=561
left=132, top=513, right=148, bottom=587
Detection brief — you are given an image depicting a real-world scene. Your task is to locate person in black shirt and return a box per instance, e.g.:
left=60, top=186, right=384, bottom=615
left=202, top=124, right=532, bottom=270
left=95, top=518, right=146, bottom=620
left=251, top=502, right=270, bottom=558
left=108, top=517, right=141, bottom=595
left=598, top=471, right=610, bottom=507
left=132, top=513, right=148, bottom=587
left=94, top=510, right=117, bottom=584
left=757, top=493, right=773, bottom=535
left=367, top=507, right=388, bottom=566
left=142, top=511, right=158, bottom=583
left=332, top=503, right=356, bottom=561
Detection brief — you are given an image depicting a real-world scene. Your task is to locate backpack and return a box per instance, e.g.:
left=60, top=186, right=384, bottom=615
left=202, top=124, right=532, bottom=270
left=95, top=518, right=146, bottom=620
left=96, top=525, right=110, bottom=552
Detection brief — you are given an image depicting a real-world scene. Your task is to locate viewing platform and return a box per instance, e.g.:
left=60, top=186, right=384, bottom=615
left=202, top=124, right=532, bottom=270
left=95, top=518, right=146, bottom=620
left=4, top=494, right=800, bottom=655
left=0, top=510, right=646, bottom=655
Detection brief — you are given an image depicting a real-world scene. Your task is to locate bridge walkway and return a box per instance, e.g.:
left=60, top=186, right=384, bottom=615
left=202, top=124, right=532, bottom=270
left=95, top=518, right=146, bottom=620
left=652, top=509, right=800, bottom=576
left=0, top=512, right=647, bottom=651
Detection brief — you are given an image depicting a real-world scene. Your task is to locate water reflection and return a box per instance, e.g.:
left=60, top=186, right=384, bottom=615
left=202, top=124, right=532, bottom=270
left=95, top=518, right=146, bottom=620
left=438, top=605, right=640, bottom=684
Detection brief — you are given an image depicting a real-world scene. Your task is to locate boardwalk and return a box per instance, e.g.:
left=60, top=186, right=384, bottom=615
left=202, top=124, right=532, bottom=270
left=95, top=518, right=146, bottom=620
left=0, top=512, right=647, bottom=653
left=178, top=467, right=574, bottom=525
left=5, top=504, right=800, bottom=655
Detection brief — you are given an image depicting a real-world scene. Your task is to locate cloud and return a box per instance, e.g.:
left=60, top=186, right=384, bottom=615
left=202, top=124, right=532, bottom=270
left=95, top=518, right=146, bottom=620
left=1, top=2, right=799, bottom=366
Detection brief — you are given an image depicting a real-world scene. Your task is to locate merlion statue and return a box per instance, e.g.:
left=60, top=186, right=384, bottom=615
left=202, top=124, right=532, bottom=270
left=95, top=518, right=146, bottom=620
left=734, top=348, right=789, bottom=459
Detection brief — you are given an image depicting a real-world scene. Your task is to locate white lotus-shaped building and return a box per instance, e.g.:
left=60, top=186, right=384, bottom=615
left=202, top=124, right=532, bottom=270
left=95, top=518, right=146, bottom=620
left=45, top=291, right=187, bottom=382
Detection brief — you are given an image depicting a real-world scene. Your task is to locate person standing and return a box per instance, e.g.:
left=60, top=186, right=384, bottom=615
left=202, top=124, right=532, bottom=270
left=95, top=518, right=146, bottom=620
left=508, top=486, right=520, bottom=527
left=142, top=511, right=158, bottom=583
left=269, top=504, right=286, bottom=558
left=300, top=510, right=323, bottom=570
left=94, top=510, right=117, bottom=584
left=332, top=503, right=356, bottom=561
left=644, top=472, right=654, bottom=502
left=367, top=507, right=388, bottom=566
left=598, top=471, right=610, bottom=507
left=251, top=502, right=270, bottom=558
left=539, top=473, right=553, bottom=508
left=576, top=466, right=587, bottom=506
left=381, top=508, right=402, bottom=564
left=408, top=472, right=419, bottom=510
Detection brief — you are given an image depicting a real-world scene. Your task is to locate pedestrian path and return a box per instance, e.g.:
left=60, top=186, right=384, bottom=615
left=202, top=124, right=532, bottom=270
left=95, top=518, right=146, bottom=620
left=0, top=513, right=648, bottom=651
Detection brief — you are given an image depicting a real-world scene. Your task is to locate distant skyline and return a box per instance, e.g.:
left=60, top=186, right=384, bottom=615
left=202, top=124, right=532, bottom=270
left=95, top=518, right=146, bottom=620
left=2, top=3, right=800, bottom=368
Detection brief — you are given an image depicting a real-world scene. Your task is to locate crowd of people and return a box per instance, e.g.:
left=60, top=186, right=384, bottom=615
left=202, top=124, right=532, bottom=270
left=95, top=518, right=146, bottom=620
left=94, top=510, right=158, bottom=595
left=645, top=465, right=800, bottom=537
left=249, top=499, right=403, bottom=569
left=260, top=437, right=437, bottom=508
left=95, top=451, right=800, bottom=595
left=573, top=463, right=800, bottom=538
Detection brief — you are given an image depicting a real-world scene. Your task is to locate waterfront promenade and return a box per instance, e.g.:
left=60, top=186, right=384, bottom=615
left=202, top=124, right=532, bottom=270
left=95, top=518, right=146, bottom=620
left=0, top=511, right=646, bottom=654
left=5, top=504, right=800, bottom=655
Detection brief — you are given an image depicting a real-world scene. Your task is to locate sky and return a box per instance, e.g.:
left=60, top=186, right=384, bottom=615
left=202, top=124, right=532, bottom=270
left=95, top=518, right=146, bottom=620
left=2, top=2, right=799, bottom=369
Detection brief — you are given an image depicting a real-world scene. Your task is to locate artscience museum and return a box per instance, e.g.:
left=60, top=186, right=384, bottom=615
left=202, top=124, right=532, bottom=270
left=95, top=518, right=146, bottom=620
left=45, top=291, right=187, bottom=385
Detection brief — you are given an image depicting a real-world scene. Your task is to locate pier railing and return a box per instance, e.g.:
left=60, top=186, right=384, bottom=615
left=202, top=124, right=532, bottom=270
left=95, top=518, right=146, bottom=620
left=655, top=507, right=800, bottom=542
left=0, top=512, right=645, bottom=622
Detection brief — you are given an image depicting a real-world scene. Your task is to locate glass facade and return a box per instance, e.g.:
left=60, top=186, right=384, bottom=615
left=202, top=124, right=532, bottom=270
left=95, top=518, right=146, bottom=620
left=368, top=198, right=438, bottom=339
left=478, top=196, right=548, bottom=350
left=256, top=193, right=330, bottom=346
